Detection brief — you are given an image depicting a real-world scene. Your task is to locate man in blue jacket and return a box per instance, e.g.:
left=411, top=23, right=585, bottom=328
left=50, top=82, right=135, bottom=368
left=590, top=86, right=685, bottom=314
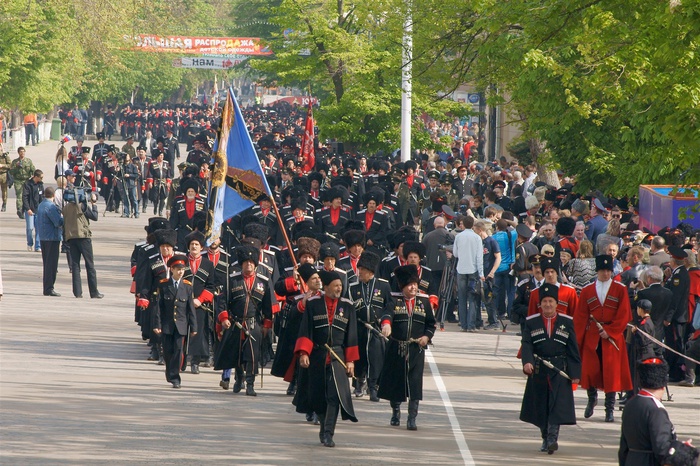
left=36, top=187, right=64, bottom=296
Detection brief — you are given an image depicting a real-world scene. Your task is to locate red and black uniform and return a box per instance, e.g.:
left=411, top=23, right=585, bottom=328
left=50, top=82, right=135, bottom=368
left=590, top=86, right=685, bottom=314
left=182, top=254, right=218, bottom=367
left=294, top=294, right=359, bottom=442
left=528, top=283, right=579, bottom=317
left=574, top=279, right=633, bottom=418
left=148, top=160, right=171, bottom=216
left=316, top=206, right=352, bottom=242
left=168, top=194, right=205, bottom=252
left=214, top=269, right=274, bottom=388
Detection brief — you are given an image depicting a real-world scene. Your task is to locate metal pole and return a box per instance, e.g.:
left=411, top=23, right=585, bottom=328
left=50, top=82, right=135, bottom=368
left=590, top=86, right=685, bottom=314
left=400, top=0, right=412, bottom=163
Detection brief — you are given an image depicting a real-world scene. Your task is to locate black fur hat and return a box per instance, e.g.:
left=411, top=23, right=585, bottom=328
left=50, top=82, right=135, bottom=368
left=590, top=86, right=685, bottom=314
left=637, top=358, right=668, bottom=390
left=145, top=216, right=168, bottom=234
left=343, top=230, right=366, bottom=248
left=154, top=229, right=177, bottom=248
left=319, top=242, right=340, bottom=261
left=363, top=189, right=384, bottom=205
left=307, top=172, right=323, bottom=186
left=357, top=251, right=380, bottom=274
left=236, top=244, right=260, bottom=267
left=595, top=254, right=614, bottom=271
left=290, top=196, right=308, bottom=212
left=243, top=222, right=270, bottom=244
left=539, top=283, right=559, bottom=302
left=318, top=269, right=342, bottom=287
left=291, top=220, right=318, bottom=241
left=185, top=231, right=206, bottom=249
left=556, top=217, right=577, bottom=237
left=326, top=186, right=346, bottom=203
left=402, top=240, right=426, bottom=259
left=180, top=177, right=200, bottom=195
left=388, top=227, right=419, bottom=250
left=394, top=265, right=420, bottom=290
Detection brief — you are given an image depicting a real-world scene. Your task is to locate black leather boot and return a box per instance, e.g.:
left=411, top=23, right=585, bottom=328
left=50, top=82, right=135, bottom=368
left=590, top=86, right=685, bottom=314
left=584, top=387, right=597, bottom=418
left=407, top=399, right=419, bottom=431
left=323, top=405, right=339, bottom=447
left=390, top=401, right=401, bottom=426
left=369, top=387, right=379, bottom=402
left=604, top=392, right=615, bottom=422
left=540, top=427, right=548, bottom=452
left=354, top=377, right=367, bottom=397
left=157, top=343, right=165, bottom=365
left=546, top=423, right=559, bottom=454
left=245, top=375, right=257, bottom=396
left=318, top=416, right=326, bottom=444
left=286, top=380, right=296, bottom=396
left=232, top=369, right=243, bottom=393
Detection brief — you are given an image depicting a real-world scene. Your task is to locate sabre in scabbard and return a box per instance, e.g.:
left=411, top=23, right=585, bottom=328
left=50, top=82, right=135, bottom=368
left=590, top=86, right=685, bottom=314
left=324, top=343, right=357, bottom=380
left=533, top=353, right=571, bottom=380
left=358, top=318, right=389, bottom=342
left=234, top=320, right=256, bottom=341
left=589, top=315, right=620, bottom=351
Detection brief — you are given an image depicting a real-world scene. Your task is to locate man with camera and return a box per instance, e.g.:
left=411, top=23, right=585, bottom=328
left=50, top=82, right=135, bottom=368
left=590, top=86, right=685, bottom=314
left=63, top=187, right=103, bottom=299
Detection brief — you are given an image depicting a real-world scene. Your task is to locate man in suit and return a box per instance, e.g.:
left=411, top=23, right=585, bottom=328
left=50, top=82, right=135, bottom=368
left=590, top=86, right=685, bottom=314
left=153, top=254, right=197, bottom=389
left=635, top=266, right=673, bottom=342
left=139, top=130, right=157, bottom=158
left=422, top=216, right=451, bottom=294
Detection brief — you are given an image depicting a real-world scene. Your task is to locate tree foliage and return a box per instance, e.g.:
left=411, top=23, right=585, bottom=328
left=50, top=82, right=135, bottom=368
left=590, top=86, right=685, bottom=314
left=426, top=0, right=700, bottom=196
left=0, top=0, right=224, bottom=112
left=234, top=0, right=470, bottom=153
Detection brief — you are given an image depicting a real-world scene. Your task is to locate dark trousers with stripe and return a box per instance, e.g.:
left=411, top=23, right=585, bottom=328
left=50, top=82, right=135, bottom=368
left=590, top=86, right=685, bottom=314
left=162, top=330, right=184, bottom=384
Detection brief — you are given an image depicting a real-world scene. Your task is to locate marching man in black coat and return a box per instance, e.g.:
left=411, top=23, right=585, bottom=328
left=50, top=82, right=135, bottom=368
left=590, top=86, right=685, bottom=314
left=182, top=231, right=218, bottom=374
left=348, top=251, right=394, bottom=401
left=520, top=284, right=581, bottom=455
left=215, top=245, right=274, bottom=396
left=619, top=358, right=692, bottom=466
left=295, top=270, right=359, bottom=448
left=153, top=254, right=197, bottom=389
left=379, top=264, right=437, bottom=431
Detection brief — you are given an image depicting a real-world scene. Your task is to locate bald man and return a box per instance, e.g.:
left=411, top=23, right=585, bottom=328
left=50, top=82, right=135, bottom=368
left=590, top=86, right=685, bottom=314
left=422, top=215, right=452, bottom=303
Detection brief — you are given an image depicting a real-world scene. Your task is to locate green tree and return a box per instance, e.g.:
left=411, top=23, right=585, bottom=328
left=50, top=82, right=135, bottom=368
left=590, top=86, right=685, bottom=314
left=234, top=0, right=469, bottom=153
left=427, top=0, right=700, bottom=196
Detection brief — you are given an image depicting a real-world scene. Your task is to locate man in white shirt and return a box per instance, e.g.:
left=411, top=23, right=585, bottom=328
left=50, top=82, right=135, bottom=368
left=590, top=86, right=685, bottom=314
left=452, top=216, right=484, bottom=332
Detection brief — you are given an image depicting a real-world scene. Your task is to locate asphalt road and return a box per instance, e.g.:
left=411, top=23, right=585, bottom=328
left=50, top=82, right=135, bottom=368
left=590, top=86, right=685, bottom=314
left=1, top=140, right=698, bottom=465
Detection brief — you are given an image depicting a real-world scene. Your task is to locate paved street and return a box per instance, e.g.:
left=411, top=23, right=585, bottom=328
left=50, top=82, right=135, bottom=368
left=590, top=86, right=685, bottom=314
left=1, top=141, right=698, bottom=465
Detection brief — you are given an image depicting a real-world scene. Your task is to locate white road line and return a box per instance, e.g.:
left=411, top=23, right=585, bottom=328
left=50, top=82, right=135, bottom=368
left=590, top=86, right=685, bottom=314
left=427, top=348, right=475, bottom=466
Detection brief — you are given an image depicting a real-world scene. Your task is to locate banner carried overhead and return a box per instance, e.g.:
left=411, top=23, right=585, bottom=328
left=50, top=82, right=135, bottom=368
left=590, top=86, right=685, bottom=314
left=131, top=35, right=272, bottom=55
left=172, top=57, right=247, bottom=69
